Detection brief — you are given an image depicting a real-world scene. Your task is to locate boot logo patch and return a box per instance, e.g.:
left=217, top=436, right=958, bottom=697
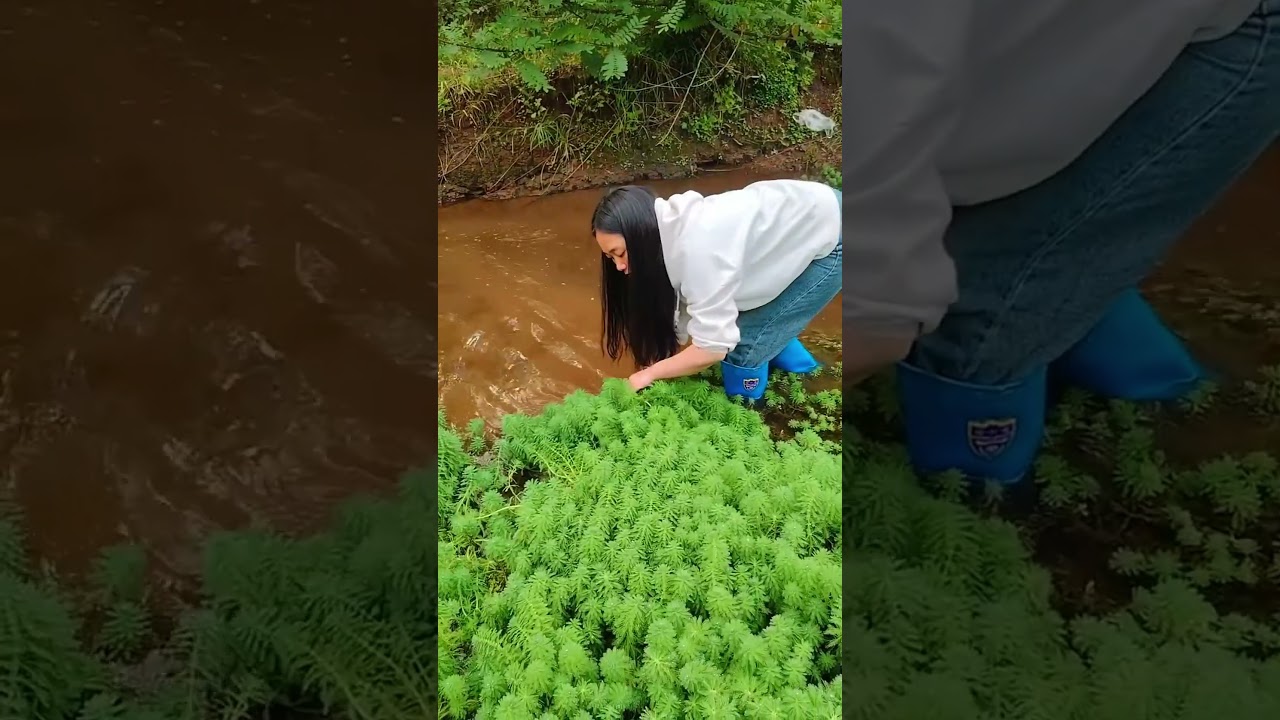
left=742, top=378, right=760, bottom=392
left=968, top=418, right=1017, bottom=459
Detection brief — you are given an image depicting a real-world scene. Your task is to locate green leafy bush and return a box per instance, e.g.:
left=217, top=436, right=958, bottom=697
left=439, top=378, right=843, bottom=718
left=439, top=0, right=841, bottom=92
left=819, top=165, right=841, bottom=190
left=1, top=375, right=843, bottom=719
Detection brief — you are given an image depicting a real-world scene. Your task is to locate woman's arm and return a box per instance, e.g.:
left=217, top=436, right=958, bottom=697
left=627, top=213, right=742, bottom=390
left=631, top=344, right=726, bottom=388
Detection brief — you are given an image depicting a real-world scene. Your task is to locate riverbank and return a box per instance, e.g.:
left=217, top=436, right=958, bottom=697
left=437, top=0, right=842, bottom=204
left=438, top=78, right=841, bottom=204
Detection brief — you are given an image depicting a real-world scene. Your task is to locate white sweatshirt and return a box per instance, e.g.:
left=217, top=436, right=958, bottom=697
left=654, top=179, right=841, bottom=354
left=843, top=0, right=1259, bottom=338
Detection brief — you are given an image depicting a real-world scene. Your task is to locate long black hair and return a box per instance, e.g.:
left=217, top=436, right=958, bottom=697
left=591, top=185, right=679, bottom=369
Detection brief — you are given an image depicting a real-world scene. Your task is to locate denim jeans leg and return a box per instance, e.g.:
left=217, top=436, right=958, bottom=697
left=728, top=240, right=843, bottom=368
left=911, top=1, right=1280, bottom=386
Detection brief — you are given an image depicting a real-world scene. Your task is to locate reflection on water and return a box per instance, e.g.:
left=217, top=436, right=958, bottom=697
left=437, top=172, right=844, bottom=428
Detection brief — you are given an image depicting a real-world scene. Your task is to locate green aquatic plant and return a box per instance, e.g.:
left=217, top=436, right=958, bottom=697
left=439, top=378, right=843, bottom=719
left=762, top=370, right=843, bottom=442
left=89, top=544, right=153, bottom=662
left=844, top=426, right=1280, bottom=720
left=13, top=349, right=1280, bottom=719
left=468, top=417, right=489, bottom=454
left=1242, top=364, right=1280, bottom=417
left=1178, top=380, right=1220, bottom=417
left=0, top=519, right=105, bottom=720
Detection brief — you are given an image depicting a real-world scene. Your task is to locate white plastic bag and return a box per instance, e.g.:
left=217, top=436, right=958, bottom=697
left=793, top=108, right=835, bottom=134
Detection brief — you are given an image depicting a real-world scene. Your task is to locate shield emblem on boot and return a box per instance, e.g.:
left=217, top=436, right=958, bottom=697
left=967, top=418, right=1017, bottom=459
left=743, top=378, right=760, bottom=392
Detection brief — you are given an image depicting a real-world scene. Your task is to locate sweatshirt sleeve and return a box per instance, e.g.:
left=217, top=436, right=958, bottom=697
left=842, top=2, right=971, bottom=337
left=678, top=221, right=746, bottom=355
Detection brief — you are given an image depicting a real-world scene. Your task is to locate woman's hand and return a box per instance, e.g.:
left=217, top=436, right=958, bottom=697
left=645, top=345, right=725, bottom=382
left=628, top=368, right=656, bottom=391
left=624, top=345, right=724, bottom=392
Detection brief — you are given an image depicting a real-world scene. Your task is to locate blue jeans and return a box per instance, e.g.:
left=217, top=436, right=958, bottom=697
left=911, top=1, right=1280, bottom=385
left=727, top=188, right=844, bottom=367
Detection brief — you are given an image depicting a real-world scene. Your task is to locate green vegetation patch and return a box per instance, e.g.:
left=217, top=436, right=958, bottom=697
left=438, top=0, right=843, bottom=195
left=1, top=475, right=439, bottom=718
left=439, top=0, right=840, bottom=102
left=843, top=367, right=1280, bottom=719
left=1, top=374, right=843, bottom=720
left=439, top=379, right=843, bottom=718
left=12, top=342, right=1280, bottom=718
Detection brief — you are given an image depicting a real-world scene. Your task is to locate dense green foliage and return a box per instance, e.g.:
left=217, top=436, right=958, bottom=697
left=819, top=165, right=841, bottom=190
left=843, top=369, right=1280, bottom=719
left=0, top=471, right=438, bottom=720
left=7, top=355, right=1280, bottom=719
left=438, top=0, right=842, bottom=180
left=439, top=0, right=840, bottom=94
left=0, top=374, right=844, bottom=720
left=438, top=379, right=843, bottom=719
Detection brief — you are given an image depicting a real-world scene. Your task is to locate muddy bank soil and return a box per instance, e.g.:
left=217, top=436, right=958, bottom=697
left=437, top=83, right=842, bottom=204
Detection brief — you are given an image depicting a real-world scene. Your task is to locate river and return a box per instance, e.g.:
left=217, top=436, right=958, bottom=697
left=437, top=172, right=845, bottom=429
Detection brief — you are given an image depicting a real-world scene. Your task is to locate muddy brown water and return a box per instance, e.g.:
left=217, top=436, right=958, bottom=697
left=1152, top=143, right=1280, bottom=368
left=1146, top=142, right=1280, bottom=463
left=1, top=1, right=429, bottom=585
left=437, top=170, right=844, bottom=429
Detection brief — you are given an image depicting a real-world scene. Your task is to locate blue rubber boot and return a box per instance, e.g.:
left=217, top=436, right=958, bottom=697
left=769, top=337, right=820, bottom=374
left=721, top=360, right=769, bottom=402
left=1053, top=289, right=1206, bottom=401
left=896, top=362, right=1048, bottom=485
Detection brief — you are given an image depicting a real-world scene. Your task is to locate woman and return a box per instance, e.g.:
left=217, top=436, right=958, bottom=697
left=845, top=0, right=1280, bottom=483
left=590, top=178, right=842, bottom=401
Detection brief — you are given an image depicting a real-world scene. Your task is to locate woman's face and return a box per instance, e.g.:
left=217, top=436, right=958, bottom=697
left=595, top=230, right=629, bottom=275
